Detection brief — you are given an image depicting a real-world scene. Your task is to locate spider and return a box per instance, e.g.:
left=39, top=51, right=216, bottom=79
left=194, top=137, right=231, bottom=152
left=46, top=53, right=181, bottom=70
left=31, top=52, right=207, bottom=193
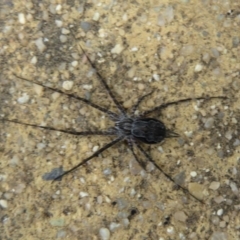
left=2, top=45, right=226, bottom=203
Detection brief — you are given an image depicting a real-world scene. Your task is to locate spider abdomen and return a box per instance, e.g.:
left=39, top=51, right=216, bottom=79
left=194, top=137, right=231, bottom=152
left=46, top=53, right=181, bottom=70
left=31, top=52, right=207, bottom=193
left=132, top=118, right=166, bottom=144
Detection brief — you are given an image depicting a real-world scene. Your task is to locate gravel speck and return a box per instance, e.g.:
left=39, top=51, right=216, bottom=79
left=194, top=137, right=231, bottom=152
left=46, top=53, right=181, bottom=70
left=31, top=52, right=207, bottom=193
left=209, top=181, right=220, bottom=190
left=0, top=199, right=8, bottom=208
left=99, top=228, right=110, bottom=240
left=18, top=13, right=26, bottom=24
left=62, top=81, right=74, bottom=90
left=111, top=44, right=124, bottom=54
left=204, top=117, right=214, bottom=129
left=17, top=93, right=30, bottom=104
left=35, top=38, right=46, bottom=52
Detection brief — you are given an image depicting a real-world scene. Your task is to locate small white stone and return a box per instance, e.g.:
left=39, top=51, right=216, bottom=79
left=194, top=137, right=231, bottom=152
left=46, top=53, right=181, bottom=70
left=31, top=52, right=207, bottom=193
left=35, top=38, right=46, bottom=52
left=17, top=93, right=30, bottom=104
left=79, top=191, right=89, bottom=198
left=209, top=181, right=220, bottom=190
left=217, top=209, right=223, bottom=216
left=56, top=4, right=62, bottom=12
left=0, top=199, right=8, bottom=208
left=30, top=56, right=37, bottom=65
left=93, top=12, right=100, bottom=21
left=194, top=64, right=203, bottom=72
left=55, top=20, right=63, bottom=27
left=111, top=44, right=124, bottom=54
left=190, top=171, right=197, bottom=177
left=83, top=84, right=92, bottom=90
left=18, top=13, right=26, bottom=24
left=62, top=81, right=74, bottom=90
left=92, top=145, right=99, bottom=152
left=152, top=74, right=160, bottom=81
left=61, top=28, right=70, bottom=34
left=59, top=35, right=67, bottom=43
left=167, top=226, right=175, bottom=234
left=131, top=46, right=138, bottom=52
left=99, top=228, right=110, bottom=240
left=71, top=61, right=78, bottom=67
left=184, top=131, right=193, bottom=137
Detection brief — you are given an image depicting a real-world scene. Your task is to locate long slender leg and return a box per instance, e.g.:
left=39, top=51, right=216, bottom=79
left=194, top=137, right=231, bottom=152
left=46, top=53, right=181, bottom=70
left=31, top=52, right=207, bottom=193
left=78, top=45, right=127, bottom=116
left=2, top=119, right=116, bottom=136
left=12, top=74, right=118, bottom=119
left=131, top=91, right=153, bottom=116
left=142, top=96, right=227, bottom=116
left=127, top=139, right=147, bottom=170
left=135, top=142, right=204, bottom=203
left=53, top=136, right=124, bottom=181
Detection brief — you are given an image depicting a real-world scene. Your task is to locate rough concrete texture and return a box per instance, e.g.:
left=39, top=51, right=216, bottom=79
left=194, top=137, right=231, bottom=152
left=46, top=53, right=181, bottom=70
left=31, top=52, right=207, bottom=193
left=0, top=0, right=240, bottom=239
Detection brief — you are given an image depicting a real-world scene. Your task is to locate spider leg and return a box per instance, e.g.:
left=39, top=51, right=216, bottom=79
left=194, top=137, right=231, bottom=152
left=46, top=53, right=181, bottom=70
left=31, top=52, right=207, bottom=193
left=1, top=119, right=116, bottom=136
left=142, top=96, right=227, bottom=116
left=52, top=136, right=124, bottom=181
left=78, top=44, right=127, bottom=116
left=127, top=139, right=147, bottom=170
left=131, top=91, right=154, bottom=116
left=134, top=141, right=204, bottom=203
left=12, top=74, right=118, bottom=119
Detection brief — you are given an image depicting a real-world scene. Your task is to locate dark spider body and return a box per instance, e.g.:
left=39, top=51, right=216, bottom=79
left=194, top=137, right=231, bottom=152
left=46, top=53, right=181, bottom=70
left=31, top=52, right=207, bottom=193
left=115, top=117, right=166, bottom=144
left=1, top=43, right=227, bottom=203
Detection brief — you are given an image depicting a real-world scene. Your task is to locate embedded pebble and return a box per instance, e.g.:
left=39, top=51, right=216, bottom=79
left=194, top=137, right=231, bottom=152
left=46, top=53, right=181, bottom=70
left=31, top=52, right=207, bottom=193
left=230, top=181, right=238, bottom=194
left=167, top=226, right=175, bottom=234
left=99, top=228, right=110, bottom=240
left=209, top=232, right=227, bottom=240
left=62, top=81, right=74, bottom=90
left=50, top=218, right=65, bottom=227
left=83, top=84, right=92, bottom=90
left=0, top=199, right=8, bottom=209
left=224, top=130, right=233, bottom=140
left=93, top=12, right=100, bottom=21
left=232, top=36, right=240, bottom=48
left=188, top=182, right=204, bottom=200
left=81, top=21, right=92, bottom=32
left=127, top=66, right=136, bottom=78
left=60, top=35, right=67, bottom=43
left=18, top=13, right=26, bottom=24
left=17, top=93, right=30, bottom=104
left=71, top=61, right=78, bottom=67
left=121, top=218, right=129, bottom=228
left=56, top=230, right=66, bottom=238
left=116, top=198, right=129, bottom=210
left=62, top=28, right=70, bottom=34
left=173, top=211, right=187, bottom=222
left=165, top=6, right=174, bottom=23
left=35, top=38, right=46, bottom=52
left=209, top=181, right=220, bottom=190
left=10, top=155, right=19, bottom=165
left=111, top=44, right=124, bottom=54
left=204, top=117, right=214, bottom=129
left=180, top=45, right=194, bottom=56
left=30, top=56, right=37, bottom=64
left=233, top=139, right=240, bottom=147
left=202, top=52, right=211, bottom=64
left=152, top=74, right=160, bottom=81
left=109, top=222, right=121, bottom=232
left=217, top=209, right=223, bottom=216
left=92, top=145, right=99, bottom=152
left=211, top=48, right=220, bottom=58
left=79, top=191, right=89, bottom=198
left=194, top=64, right=203, bottom=72
left=103, top=168, right=112, bottom=175
left=55, top=20, right=63, bottom=27
left=190, top=171, right=197, bottom=177
left=34, top=85, right=44, bottom=96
